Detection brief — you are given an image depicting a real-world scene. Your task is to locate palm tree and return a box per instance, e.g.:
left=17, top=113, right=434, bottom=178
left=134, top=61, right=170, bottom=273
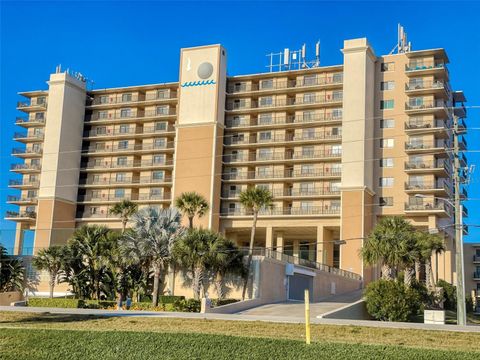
left=175, top=192, right=209, bottom=229
left=417, top=231, right=445, bottom=291
left=32, top=246, right=66, bottom=298
left=361, top=216, right=415, bottom=280
left=0, top=245, right=25, bottom=293
left=68, top=225, right=114, bottom=300
left=239, top=187, right=273, bottom=300
left=207, top=235, right=244, bottom=300
left=120, top=207, right=183, bottom=306
left=109, top=200, right=138, bottom=233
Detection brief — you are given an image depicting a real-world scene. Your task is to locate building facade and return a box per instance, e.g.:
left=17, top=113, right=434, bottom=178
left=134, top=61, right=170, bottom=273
left=7, top=37, right=468, bottom=284
left=463, top=243, right=480, bottom=312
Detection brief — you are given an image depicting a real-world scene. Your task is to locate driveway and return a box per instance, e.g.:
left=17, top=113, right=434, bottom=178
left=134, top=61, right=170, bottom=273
left=236, top=290, right=364, bottom=318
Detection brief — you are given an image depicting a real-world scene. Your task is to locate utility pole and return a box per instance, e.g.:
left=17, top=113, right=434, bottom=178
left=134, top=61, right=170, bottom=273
left=453, top=114, right=467, bottom=326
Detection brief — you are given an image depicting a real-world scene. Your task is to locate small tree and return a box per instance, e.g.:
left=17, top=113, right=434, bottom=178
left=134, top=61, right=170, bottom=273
left=239, top=187, right=273, bottom=300
left=175, top=192, right=209, bottom=229
left=417, top=232, right=445, bottom=291
left=109, top=200, right=138, bottom=233
left=0, top=245, right=25, bottom=293
left=32, top=246, right=66, bottom=298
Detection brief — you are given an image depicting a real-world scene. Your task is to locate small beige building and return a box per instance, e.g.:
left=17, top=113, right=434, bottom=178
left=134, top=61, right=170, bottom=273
left=463, top=243, right=480, bottom=312
left=7, top=34, right=469, bottom=297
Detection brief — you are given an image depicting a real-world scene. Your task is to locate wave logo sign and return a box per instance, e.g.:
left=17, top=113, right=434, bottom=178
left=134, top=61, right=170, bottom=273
left=181, top=80, right=216, bottom=87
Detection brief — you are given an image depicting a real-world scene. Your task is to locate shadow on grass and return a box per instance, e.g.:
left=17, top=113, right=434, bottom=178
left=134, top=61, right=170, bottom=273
left=0, top=313, right=110, bottom=325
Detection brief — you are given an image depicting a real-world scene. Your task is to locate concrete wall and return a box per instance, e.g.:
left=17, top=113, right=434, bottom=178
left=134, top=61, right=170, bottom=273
left=0, top=291, right=23, bottom=306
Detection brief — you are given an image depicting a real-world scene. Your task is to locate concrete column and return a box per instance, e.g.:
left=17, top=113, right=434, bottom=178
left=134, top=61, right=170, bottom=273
left=13, top=223, right=25, bottom=255
left=293, top=240, right=300, bottom=258
left=275, top=232, right=284, bottom=261
left=265, top=226, right=273, bottom=251
left=316, top=226, right=325, bottom=264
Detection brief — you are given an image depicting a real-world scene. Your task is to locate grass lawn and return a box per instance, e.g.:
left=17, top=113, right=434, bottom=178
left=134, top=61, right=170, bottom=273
left=0, top=311, right=479, bottom=359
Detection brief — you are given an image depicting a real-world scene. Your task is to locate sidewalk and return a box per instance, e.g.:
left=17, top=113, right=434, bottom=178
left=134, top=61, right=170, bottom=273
left=1, top=305, right=479, bottom=333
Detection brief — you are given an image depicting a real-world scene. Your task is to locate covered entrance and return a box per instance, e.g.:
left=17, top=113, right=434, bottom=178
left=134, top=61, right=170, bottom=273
left=286, top=265, right=314, bottom=301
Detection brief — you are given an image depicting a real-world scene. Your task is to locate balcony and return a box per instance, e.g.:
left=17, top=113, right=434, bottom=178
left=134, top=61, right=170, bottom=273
left=17, top=100, right=47, bottom=111
left=10, top=163, right=41, bottom=173
left=7, top=196, right=37, bottom=205
left=221, top=188, right=340, bottom=199
left=83, top=142, right=175, bottom=155
left=8, top=179, right=40, bottom=188
left=226, top=74, right=343, bottom=94
left=473, top=255, right=480, bottom=264
left=15, top=116, right=45, bottom=127
left=84, top=125, right=175, bottom=139
left=404, top=160, right=450, bottom=175
left=405, top=81, right=448, bottom=96
left=404, top=201, right=451, bottom=217
left=81, top=159, right=174, bottom=171
left=12, top=147, right=43, bottom=158
left=404, top=181, right=451, bottom=196
left=13, top=132, right=44, bottom=142
left=473, top=272, right=480, bottom=280
left=5, top=210, right=36, bottom=221
left=405, top=100, right=448, bottom=116
left=78, top=193, right=171, bottom=203
left=404, top=140, right=447, bottom=154
left=222, top=168, right=342, bottom=182
left=405, top=61, right=447, bottom=75
left=223, top=149, right=342, bottom=164
left=404, top=119, right=448, bottom=137
left=224, top=132, right=341, bottom=146
left=225, top=113, right=343, bottom=130
left=226, top=94, right=343, bottom=112
left=220, top=206, right=340, bottom=217
left=79, top=175, right=172, bottom=187
left=87, top=92, right=177, bottom=107
left=85, top=109, right=177, bottom=124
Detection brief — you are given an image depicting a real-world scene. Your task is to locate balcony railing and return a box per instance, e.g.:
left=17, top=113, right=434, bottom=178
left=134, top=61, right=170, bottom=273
left=10, top=163, right=41, bottom=171
left=85, top=108, right=177, bottom=122
left=12, top=147, right=43, bottom=155
left=222, top=188, right=340, bottom=198
left=9, top=179, right=40, bottom=187
left=224, top=132, right=341, bottom=145
left=473, top=255, right=480, bottom=262
left=7, top=196, right=37, bottom=203
left=405, top=62, right=446, bottom=72
left=81, top=159, right=174, bottom=170
left=84, top=142, right=174, bottom=154
left=405, top=119, right=447, bottom=130
left=78, top=193, right=171, bottom=202
left=17, top=100, right=47, bottom=108
left=5, top=210, right=36, bottom=219
left=405, top=140, right=447, bottom=151
left=223, top=150, right=342, bottom=163
left=89, top=92, right=177, bottom=106
left=84, top=125, right=175, bottom=138
left=404, top=181, right=450, bottom=191
left=220, top=206, right=340, bottom=217
left=13, top=132, right=44, bottom=141
left=80, top=176, right=172, bottom=186
left=405, top=81, right=446, bottom=91
left=405, top=100, right=448, bottom=111
left=227, top=75, right=343, bottom=93
left=226, top=94, right=343, bottom=111
left=404, top=201, right=448, bottom=212
left=222, top=168, right=342, bottom=181
left=15, top=116, right=45, bottom=125
left=473, top=272, right=480, bottom=279
left=225, top=113, right=342, bottom=128
left=404, top=160, right=449, bottom=171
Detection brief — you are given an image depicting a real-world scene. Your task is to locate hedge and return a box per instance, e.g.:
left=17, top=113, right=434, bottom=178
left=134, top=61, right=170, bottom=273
left=27, top=298, right=84, bottom=309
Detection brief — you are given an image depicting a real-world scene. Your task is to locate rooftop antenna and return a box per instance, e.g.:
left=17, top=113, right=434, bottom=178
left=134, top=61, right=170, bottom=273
left=389, top=24, right=412, bottom=55
left=315, top=40, right=320, bottom=67
left=266, top=41, right=321, bottom=72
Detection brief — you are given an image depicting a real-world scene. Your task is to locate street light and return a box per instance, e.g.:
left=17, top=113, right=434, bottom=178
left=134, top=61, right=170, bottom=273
left=414, top=194, right=467, bottom=326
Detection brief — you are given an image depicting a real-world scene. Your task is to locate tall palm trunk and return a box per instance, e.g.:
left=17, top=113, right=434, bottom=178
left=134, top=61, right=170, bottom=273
left=425, top=258, right=435, bottom=292
left=415, top=260, right=421, bottom=281
left=188, top=216, right=194, bottom=229
left=49, top=274, right=55, bottom=299
left=242, top=210, right=258, bottom=300
left=215, top=271, right=225, bottom=300
left=192, top=264, right=203, bottom=300
left=152, top=263, right=162, bottom=306
left=404, top=266, right=414, bottom=287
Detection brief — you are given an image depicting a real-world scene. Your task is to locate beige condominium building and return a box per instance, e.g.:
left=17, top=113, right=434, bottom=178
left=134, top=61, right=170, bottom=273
left=463, top=243, right=480, bottom=312
left=7, top=36, right=468, bottom=285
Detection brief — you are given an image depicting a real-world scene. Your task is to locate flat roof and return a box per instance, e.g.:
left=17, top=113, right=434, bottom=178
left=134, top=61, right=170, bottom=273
left=227, top=64, right=343, bottom=81
left=88, top=81, right=179, bottom=94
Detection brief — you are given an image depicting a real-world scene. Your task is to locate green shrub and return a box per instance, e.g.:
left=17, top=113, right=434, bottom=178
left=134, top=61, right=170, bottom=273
left=129, top=302, right=174, bottom=312
left=437, top=279, right=457, bottom=310
left=211, top=299, right=240, bottom=307
left=159, top=295, right=185, bottom=304
left=83, top=300, right=117, bottom=310
left=364, top=280, right=422, bottom=322
left=28, top=298, right=85, bottom=308
left=173, top=298, right=201, bottom=312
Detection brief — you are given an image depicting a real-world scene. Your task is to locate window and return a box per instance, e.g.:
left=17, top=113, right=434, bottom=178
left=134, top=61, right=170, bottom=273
left=258, top=113, right=273, bottom=125
left=90, top=207, right=98, bottom=215
left=121, top=93, right=132, bottom=102
left=302, top=128, right=315, bottom=139
left=409, top=175, right=424, bottom=186
left=380, top=81, right=395, bottom=90
left=380, top=119, right=395, bottom=128
left=303, top=93, right=315, bottom=104
left=380, top=158, right=394, bottom=168
left=332, top=91, right=342, bottom=101
left=31, top=159, right=40, bottom=166
left=156, top=89, right=168, bottom=99
left=380, top=100, right=394, bottom=109
left=27, top=190, right=37, bottom=198
left=379, top=177, right=394, bottom=187
left=94, top=159, right=102, bottom=166
left=258, top=148, right=272, bottom=160
left=119, top=124, right=129, bottom=134
left=331, top=163, right=342, bottom=174
left=91, top=190, right=101, bottom=199
left=331, top=145, right=342, bottom=155
left=118, top=140, right=129, bottom=149
left=332, top=108, right=342, bottom=119
left=231, top=134, right=244, bottom=144
left=156, top=105, right=168, bottom=115
left=302, top=146, right=314, bottom=157
left=301, top=164, right=314, bottom=175
left=154, top=138, right=166, bottom=148
left=409, top=97, right=424, bottom=107
left=233, top=82, right=246, bottom=92
left=259, top=131, right=272, bottom=142
left=303, top=110, right=314, bottom=122
left=36, top=96, right=46, bottom=105
left=120, top=108, right=132, bottom=118
left=379, top=197, right=393, bottom=207
left=152, top=171, right=164, bottom=180
left=260, top=79, right=273, bottom=89
left=116, top=173, right=127, bottom=182
left=33, top=128, right=42, bottom=136
left=96, top=127, right=106, bottom=135
left=380, top=138, right=394, bottom=148
left=155, top=122, right=167, bottom=131
left=99, top=95, right=109, bottom=104
left=153, top=155, right=165, bottom=164
left=117, top=157, right=127, bottom=166
left=92, top=174, right=100, bottom=183
left=330, top=182, right=341, bottom=192
left=35, top=112, right=44, bottom=120
left=333, top=73, right=343, bottom=83
left=381, top=62, right=394, bottom=72
left=409, top=78, right=424, bottom=89
left=300, top=201, right=313, bottom=211
left=303, top=74, right=317, bottom=86
left=98, top=111, right=108, bottom=119
left=114, top=189, right=125, bottom=198
left=230, top=116, right=243, bottom=126
left=233, top=99, right=246, bottom=109
left=259, top=96, right=273, bottom=107
left=95, top=142, right=105, bottom=150
left=300, top=182, right=314, bottom=194
left=150, top=188, right=163, bottom=197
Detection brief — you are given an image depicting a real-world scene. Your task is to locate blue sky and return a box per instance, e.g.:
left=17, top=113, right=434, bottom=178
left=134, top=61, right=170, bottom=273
left=1, top=1, right=479, bottom=250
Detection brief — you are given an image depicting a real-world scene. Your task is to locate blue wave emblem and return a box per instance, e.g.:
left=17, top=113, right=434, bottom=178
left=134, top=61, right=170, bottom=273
left=181, top=80, right=216, bottom=87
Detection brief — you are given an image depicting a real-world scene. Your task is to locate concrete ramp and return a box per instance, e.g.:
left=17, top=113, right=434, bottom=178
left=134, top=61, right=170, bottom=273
left=236, top=289, right=363, bottom=318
